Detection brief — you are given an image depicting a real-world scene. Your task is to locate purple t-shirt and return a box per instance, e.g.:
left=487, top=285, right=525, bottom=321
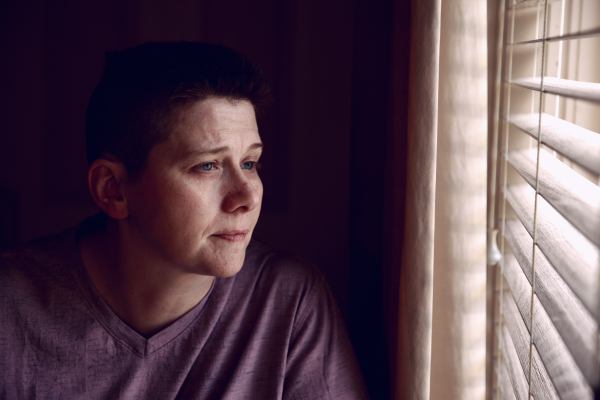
left=0, top=229, right=368, bottom=399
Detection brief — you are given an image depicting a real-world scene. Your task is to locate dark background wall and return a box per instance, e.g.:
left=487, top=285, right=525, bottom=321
left=0, top=1, right=411, bottom=398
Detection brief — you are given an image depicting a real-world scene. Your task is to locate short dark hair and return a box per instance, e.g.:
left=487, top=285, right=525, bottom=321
left=85, top=42, right=270, bottom=178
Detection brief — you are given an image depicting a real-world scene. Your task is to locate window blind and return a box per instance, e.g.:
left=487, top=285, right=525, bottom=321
left=491, top=0, right=600, bottom=399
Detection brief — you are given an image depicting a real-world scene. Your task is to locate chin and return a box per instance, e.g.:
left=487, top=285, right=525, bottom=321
left=205, top=256, right=246, bottom=278
left=186, top=241, right=250, bottom=277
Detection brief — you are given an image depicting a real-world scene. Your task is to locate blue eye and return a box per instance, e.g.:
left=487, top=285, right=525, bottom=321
left=197, top=162, right=216, bottom=171
left=242, top=161, right=257, bottom=170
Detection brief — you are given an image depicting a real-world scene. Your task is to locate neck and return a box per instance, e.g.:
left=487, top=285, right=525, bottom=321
left=79, top=218, right=214, bottom=337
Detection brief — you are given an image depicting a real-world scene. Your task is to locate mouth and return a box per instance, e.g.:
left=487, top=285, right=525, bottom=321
left=211, top=230, right=249, bottom=242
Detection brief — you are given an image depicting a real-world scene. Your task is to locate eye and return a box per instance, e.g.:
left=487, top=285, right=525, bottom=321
left=241, top=161, right=258, bottom=170
left=196, top=162, right=217, bottom=172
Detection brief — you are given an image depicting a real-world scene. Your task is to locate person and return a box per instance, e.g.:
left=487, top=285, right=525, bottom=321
left=0, top=42, right=368, bottom=399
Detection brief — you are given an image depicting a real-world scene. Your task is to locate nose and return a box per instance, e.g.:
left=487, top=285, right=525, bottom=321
left=221, top=170, right=262, bottom=214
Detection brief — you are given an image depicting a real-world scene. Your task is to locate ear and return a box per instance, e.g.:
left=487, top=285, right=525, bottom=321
left=87, top=159, right=129, bottom=220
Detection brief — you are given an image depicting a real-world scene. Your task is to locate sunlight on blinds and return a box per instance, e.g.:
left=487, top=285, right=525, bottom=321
left=491, top=0, right=600, bottom=399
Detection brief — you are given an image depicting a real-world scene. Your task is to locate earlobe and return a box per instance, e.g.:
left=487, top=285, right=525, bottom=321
left=87, top=160, right=129, bottom=220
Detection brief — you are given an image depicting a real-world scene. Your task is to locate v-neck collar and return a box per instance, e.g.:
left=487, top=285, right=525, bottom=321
left=68, top=231, right=218, bottom=357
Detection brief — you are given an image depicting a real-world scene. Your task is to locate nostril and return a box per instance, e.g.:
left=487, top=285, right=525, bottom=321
left=222, top=184, right=260, bottom=213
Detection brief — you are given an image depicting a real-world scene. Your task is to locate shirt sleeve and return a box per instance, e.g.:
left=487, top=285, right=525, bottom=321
left=283, top=273, right=369, bottom=400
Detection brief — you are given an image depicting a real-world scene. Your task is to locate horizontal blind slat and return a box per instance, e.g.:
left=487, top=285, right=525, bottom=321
left=503, top=291, right=560, bottom=400
left=507, top=149, right=600, bottom=247
left=502, top=292, right=531, bottom=383
left=499, top=359, right=519, bottom=400
left=501, top=327, right=530, bottom=400
left=512, top=77, right=600, bottom=102
left=531, top=352, right=561, bottom=400
left=505, top=185, right=534, bottom=233
left=509, top=113, right=600, bottom=175
left=505, top=220, right=600, bottom=385
left=509, top=0, right=560, bottom=10
left=502, top=254, right=533, bottom=331
left=504, top=252, right=594, bottom=397
left=505, top=184, right=600, bottom=318
left=512, top=27, right=600, bottom=45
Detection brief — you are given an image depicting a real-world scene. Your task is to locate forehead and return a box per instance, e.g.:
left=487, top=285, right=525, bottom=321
left=161, top=97, right=261, bottom=156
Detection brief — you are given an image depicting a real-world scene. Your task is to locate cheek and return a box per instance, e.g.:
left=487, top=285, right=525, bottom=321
left=165, top=186, right=216, bottom=227
left=149, top=191, right=216, bottom=258
left=254, top=177, right=264, bottom=204
left=256, top=177, right=264, bottom=195
left=133, top=179, right=215, bottom=232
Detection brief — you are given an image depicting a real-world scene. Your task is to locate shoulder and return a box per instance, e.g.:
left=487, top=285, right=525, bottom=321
left=0, top=229, right=80, bottom=295
left=240, top=246, right=370, bottom=399
left=239, top=239, right=327, bottom=298
left=0, top=230, right=87, bottom=351
left=227, top=240, right=334, bottom=331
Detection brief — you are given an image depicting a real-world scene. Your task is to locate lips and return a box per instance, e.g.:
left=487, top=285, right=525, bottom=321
left=211, top=230, right=249, bottom=242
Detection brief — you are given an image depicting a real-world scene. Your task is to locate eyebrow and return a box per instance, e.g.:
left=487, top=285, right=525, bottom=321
left=180, top=143, right=264, bottom=159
